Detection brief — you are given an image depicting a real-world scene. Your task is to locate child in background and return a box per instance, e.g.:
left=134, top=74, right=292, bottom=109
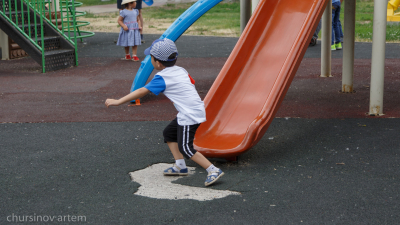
left=339, top=0, right=344, bottom=42
left=134, top=0, right=145, bottom=43
left=105, top=38, right=225, bottom=187
left=116, top=0, right=142, bottom=61
left=331, top=0, right=342, bottom=51
left=309, top=20, right=321, bottom=46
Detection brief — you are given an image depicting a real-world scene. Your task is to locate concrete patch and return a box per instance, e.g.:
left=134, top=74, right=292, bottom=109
left=129, top=163, right=241, bottom=201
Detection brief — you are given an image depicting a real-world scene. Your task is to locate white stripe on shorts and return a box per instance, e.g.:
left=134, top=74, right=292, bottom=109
left=182, top=125, right=194, bottom=158
left=185, top=126, right=193, bottom=157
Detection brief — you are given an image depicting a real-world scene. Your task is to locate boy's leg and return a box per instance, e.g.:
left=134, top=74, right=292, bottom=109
left=167, top=141, right=184, bottom=160
left=163, top=119, right=188, bottom=175
left=163, top=121, right=211, bottom=170
left=176, top=123, right=224, bottom=186
left=164, top=142, right=188, bottom=175
left=163, top=118, right=224, bottom=185
left=190, top=152, right=211, bottom=169
left=190, top=151, right=224, bottom=186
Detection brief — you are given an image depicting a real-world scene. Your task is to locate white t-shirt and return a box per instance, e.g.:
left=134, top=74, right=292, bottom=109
left=144, top=66, right=206, bottom=125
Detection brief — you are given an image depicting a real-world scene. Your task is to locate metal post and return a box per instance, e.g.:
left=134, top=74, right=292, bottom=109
left=240, top=0, right=251, bottom=34
left=321, top=0, right=332, bottom=77
left=0, top=29, right=9, bottom=60
left=369, top=0, right=387, bottom=115
left=341, top=0, right=356, bottom=92
left=252, top=0, right=259, bottom=13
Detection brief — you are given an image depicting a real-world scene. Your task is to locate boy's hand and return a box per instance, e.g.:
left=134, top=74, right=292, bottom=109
left=105, top=99, right=120, bottom=107
left=139, top=26, right=142, bottom=30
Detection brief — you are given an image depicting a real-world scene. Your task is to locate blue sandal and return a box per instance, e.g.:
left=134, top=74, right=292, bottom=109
left=163, top=164, right=188, bottom=176
left=205, top=169, right=224, bottom=186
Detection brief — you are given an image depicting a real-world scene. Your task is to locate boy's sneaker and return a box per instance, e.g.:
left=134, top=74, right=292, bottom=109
left=132, top=55, right=140, bottom=61
left=335, top=42, right=342, bottom=50
left=331, top=44, right=336, bottom=51
left=125, top=54, right=132, bottom=60
left=205, top=169, right=224, bottom=186
left=163, top=164, right=188, bottom=176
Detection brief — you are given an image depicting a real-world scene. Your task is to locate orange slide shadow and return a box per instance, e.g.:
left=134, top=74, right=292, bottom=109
left=194, top=0, right=328, bottom=158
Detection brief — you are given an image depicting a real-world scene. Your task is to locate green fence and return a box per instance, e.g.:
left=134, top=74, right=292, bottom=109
left=0, top=0, right=94, bottom=72
left=60, top=0, right=94, bottom=42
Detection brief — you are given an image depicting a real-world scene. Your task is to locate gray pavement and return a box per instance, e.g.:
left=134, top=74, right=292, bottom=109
left=77, top=33, right=237, bottom=58
left=1, top=33, right=400, bottom=224
left=77, top=32, right=400, bottom=59
left=305, top=40, right=400, bottom=59
left=1, top=119, right=399, bottom=224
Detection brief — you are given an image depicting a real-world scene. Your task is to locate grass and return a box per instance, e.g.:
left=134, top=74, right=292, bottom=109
left=142, top=2, right=240, bottom=36
left=352, top=0, right=374, bottom=41
left=79, top=0, right=400, bottom=41
left=343, top=0, right=400, bottom=42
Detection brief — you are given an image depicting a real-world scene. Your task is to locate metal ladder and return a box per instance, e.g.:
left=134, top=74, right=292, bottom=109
left=0, top=0, right=79, bottom=72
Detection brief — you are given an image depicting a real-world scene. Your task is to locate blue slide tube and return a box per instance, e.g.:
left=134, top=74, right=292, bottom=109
left=130, top=0, right=223, bottom=98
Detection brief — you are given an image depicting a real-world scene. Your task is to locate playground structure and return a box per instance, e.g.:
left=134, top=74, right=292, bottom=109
left=387, top=0, right=400, bottom=21
left=129, top=0, right=391, bottom=160
left=0, top=0, right=94, bottom=72
left=0, top=0, right=391, bottom=159
left=130, top=0, right=223, bottom=94
left=194, top=0, right=327, bottom=159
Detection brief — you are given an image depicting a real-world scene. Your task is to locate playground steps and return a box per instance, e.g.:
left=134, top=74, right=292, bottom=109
left=0, top=0, right=76, bottom=71
left=7, top=11, right=64, bottom=59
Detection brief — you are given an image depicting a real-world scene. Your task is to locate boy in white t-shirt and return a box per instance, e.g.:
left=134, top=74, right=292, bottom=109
left=105, top=38, right=224, bottom=186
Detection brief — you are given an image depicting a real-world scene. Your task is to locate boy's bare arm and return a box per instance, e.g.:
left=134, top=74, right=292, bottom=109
left=105, top=87, right=150, bottom=107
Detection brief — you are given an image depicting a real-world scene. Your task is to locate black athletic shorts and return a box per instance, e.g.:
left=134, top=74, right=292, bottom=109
left=163, top=118, right=200, bottom=159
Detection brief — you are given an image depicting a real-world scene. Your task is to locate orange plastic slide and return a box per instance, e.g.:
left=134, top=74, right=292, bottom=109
left=194, top=0, right=328, bottom=159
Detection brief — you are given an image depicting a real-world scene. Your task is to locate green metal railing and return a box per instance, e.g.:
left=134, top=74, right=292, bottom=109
left=0, top=0, right=93, bottom=72
left=61, top=0, right=94, bottom=42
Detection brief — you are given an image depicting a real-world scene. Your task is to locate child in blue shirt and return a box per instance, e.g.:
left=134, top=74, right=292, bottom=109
left=105, top=38, right=224, bottom=186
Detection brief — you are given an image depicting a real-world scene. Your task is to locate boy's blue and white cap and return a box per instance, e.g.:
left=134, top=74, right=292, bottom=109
left=144, top=38, right=178, bottom=61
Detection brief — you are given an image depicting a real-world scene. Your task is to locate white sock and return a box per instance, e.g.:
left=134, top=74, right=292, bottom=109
left=206, top=164, right=218, bottom=174
left=174, top=159, right=186, bottom=171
